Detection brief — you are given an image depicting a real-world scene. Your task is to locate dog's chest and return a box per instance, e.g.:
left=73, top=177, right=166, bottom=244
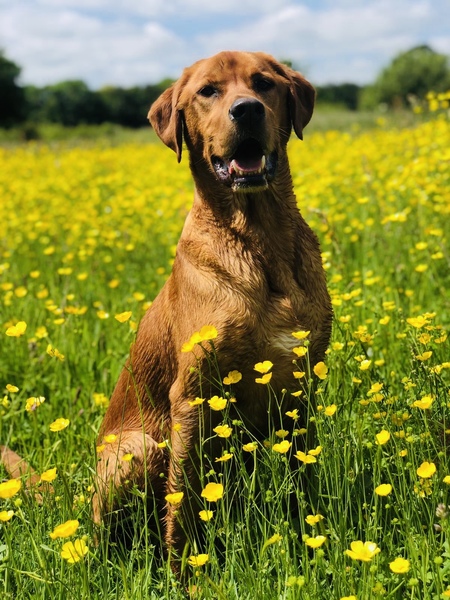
left=226, top=289, right=306, bottom=379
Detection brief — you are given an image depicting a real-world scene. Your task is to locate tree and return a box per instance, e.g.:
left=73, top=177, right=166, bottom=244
left=100, top=80, right=174, bottom=128
left=316, top=83, right=361, bottom=110
left=26, top=81, right=105, bottom=126
left=0, top=50, right=26, bottom=127
left=360, top=45, right=450, bottom=109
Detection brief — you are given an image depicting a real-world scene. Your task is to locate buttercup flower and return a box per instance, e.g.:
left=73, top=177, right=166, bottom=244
left=49, top=418, right=70, bottom=432
left=305, top=514, right=324, bottom=526
left=40, top=468, right=57, bottom=483
left=293, top=371, right=306, bottom=379
left=368, top=382, right=383, bottom=395
left=415, top=351, right=432, bottom=361
left=406, top=316, right=429, bottom=328
left=305, top=535, right=327, bottom=548
left=46, top=344, right=65, bottom=361
left=255, top=372, right=272, bottom=384
left=272, top=440, right=291, bottom=454
left=0, top=510, right=14, bottom=522
left=416, top=461, right=436, bottom=478
left=114, top=311, right=132, bottom=323
left=313, top=362, right=328, bottom=379
left=275, top=429, right=289, bottom=438
left=25, top=396, right=45, bottom=412
left=49, top=519, right=79, bottom=539
left=293, top=346, right=308, bottom=357
left=215, top=452, right=233, bottom=462
left=242, top=441, right=258, bottom=452
left=198, top=325, right=218, bottom=341
left=181, top=325, right=217, bottom=352
left=201, top=482, right=224, bottom=502
left=223, top=370, right=242, bottom=385
left=0, top=479, right=21, bottom=499
left=5, top=321, right=27, bottom=337
left=208, top=396, right=227, bottom=411
left=295, top=451, right=317, bottom=464
left=60, top=538, right=88, bottom=563
left=188, top=397, right=205, bottom=407
left=413, top=395, right=434, bottom=409
left=324, top=404, right=337, bottom=416
left=375, top=484, right=392, bottom=496
left=285, top=409, right=299, bottom=420
left=187, top=554, right=209, bottom=567
left=254, top=361, right=273, bottom=374
left=389, top=557, right=410, bottom=574
left=265, top=533, right=282, bottom=546
left=345, top=541, right=380, bottom=562
left=375, top=430, right=390, bottom=445
left=292, top=330, right=310, bottom=340
left=213, top=424, right=232, bottom=438
left=199, top=510, right=213, bottom=521
left=93, top=392, right=109, bottom=407
left=165, top=492, right=184, bottom=505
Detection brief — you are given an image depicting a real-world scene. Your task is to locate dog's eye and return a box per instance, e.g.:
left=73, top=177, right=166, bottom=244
left=254, top=78, right=275, bottom=92
left=198, top=85, right=217, bottom=98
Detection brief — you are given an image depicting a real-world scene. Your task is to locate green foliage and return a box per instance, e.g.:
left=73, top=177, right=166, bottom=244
left=98, top=80, right=173, bottom=128
left=0, top=115, right=450, bottom=598
left=0, top=50, right=26, bottom=127
left=316, top=83, right=361, bottom=110
left=360, top=45, right=450, bottom=109
left=25, top=81, right=106, bottom=126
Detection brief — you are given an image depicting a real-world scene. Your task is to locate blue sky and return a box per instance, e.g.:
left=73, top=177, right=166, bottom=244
left=0, top=0, right=449, bottom=89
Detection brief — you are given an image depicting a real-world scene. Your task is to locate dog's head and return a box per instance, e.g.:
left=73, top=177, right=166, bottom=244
left=148, top=51, right=315, bottom=193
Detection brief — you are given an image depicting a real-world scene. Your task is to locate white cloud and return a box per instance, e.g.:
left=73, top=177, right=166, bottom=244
left=0, top=0, right=448, bottom=88
left=195, top=0, right=445, bottom=84
left=0, top=5, right=188, bottom=86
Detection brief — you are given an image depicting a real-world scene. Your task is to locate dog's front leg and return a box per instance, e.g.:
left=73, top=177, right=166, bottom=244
left=93, top=429, right=166, bottom=527
left=164, top=393, right=205, bottom=567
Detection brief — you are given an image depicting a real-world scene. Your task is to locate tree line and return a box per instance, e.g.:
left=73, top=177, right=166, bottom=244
left=1, top=45, right=449, bottom=130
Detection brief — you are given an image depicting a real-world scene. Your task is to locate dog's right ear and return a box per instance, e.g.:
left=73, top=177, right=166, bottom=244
left=148, top=83, right=183, bottom=163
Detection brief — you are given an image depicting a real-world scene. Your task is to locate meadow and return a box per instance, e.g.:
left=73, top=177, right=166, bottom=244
left=1, top=103, right=450, bottom=599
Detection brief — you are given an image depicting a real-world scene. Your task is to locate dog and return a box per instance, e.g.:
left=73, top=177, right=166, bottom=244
left=3, top=51, right=332, bottom=564
left=93, top=50, right=332, bottom=560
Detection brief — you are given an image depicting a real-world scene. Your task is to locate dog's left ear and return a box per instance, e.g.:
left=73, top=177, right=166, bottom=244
left=148, top=82, right=183, bottom=162
left=285, top=68, right=315, bottom=140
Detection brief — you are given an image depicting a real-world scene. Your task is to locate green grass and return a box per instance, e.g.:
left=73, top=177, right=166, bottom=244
left=0, top=107, right=419, bottom=146
left=1, top=113, right=450, bottom=599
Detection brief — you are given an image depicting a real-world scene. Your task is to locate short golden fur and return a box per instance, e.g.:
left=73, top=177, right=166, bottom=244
left=94, top=50, right=332, bottom=555
left=3, top=51, right=332, bottom=561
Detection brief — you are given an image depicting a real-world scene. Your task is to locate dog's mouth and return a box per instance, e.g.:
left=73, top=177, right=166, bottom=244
left=211, top=138, right=277, bottom=192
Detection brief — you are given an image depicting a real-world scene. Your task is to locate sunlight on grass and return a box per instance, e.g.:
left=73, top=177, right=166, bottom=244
left=0, top=111, right=449, bottom=599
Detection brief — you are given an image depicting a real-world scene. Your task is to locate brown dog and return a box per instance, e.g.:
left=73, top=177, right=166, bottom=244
left=93, top=51, right=332, bottom=559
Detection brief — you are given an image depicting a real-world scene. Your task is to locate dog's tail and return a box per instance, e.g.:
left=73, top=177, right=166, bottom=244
left=0, top=445, right=50, bottom=502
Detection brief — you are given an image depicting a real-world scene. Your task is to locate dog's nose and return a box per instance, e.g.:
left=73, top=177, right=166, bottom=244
left=229, top=98, right=265, bottom=126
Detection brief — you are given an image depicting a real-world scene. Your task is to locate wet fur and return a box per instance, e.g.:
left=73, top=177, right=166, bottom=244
left=2, top=51, right=332, bottom=564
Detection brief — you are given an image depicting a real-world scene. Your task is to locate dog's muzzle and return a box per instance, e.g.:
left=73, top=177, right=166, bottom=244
left=211, top=97, right=278, bottom=192
left=211, top=140, right=277, bottom=192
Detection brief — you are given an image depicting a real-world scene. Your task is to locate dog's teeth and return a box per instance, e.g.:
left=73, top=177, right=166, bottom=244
left=229, top=157, right=266, bottom=177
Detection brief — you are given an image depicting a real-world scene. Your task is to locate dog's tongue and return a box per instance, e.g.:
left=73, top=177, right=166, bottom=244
left=229, top=156, right=264, bottom=174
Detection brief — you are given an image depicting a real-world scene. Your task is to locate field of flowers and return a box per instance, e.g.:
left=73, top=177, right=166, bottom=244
left=1, top=110, right=450, bottom=599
